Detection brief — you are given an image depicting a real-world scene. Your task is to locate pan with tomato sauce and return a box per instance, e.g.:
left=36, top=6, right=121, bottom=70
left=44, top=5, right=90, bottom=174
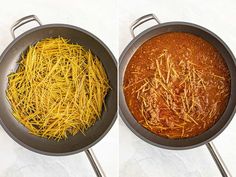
left=123, top=32, right=230, bottom=139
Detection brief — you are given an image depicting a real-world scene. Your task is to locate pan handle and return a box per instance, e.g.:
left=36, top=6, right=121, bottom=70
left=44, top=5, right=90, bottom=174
left=85, top=149, right=106, bottom=177
left=10, top=15, right=42, bottom=39
left=206, top=142, right=232, bottom=177
left=130, top=14, right=160, bottom=38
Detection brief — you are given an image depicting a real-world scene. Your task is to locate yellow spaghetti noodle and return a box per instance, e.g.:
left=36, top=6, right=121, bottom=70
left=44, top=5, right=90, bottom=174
left=6, top=37, right=110, bottom=141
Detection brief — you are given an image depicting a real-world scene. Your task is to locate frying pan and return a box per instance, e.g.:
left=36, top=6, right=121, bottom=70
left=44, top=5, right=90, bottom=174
left=119, top=14, right=236, bottom=177
left=0, top=15, right=117, bottom=177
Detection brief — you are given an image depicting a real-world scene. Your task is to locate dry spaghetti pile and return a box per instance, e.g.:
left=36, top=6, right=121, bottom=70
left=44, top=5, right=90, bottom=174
left=6, top=37, right=110, bottom=140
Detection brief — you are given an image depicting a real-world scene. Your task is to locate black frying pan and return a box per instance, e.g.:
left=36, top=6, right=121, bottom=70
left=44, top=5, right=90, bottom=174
left=0, top=15, right=117, bottom=177
left=119, top=14, right=236, bottom=177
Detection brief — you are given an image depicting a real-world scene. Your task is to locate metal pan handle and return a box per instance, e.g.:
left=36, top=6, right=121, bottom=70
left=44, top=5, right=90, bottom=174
left=11, top=15, right=42, bottom=39
left=85, top=149, right=106, bottom=177
left=130, top=14, right=160, bottom=38
left=206, top=142, right=232, bottom=177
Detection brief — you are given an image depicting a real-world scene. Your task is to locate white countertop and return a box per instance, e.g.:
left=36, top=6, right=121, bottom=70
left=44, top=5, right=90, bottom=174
left=0, top=0, right=118, bottom=177
left=119, top=0, right=236, bottom=176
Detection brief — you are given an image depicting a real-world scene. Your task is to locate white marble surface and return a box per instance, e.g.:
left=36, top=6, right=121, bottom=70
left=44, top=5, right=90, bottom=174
left=0, top=0, right=118, bottom=177
left=119, top=0, right=236, bottom=176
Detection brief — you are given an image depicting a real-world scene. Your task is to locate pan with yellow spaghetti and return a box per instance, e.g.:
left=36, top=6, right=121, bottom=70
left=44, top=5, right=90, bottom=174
left=0, top=15, right=117, bottom=176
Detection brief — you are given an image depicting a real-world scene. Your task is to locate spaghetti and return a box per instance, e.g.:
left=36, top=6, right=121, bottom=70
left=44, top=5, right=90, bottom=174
left=6, top=37, right=110, bottom=141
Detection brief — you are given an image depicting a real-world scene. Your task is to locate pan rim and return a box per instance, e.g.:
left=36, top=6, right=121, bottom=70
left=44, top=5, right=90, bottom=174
left=0, top=23, right=118, bottom=156
left=119, top=21, right=236, bottom=150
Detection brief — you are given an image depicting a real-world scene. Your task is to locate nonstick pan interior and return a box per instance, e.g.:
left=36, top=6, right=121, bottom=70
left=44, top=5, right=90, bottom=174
left=0, top=24, right=117, bottom=155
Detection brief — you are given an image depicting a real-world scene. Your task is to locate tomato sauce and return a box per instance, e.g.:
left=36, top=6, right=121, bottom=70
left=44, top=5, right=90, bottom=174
left=123, top=32, right=230, bottom=139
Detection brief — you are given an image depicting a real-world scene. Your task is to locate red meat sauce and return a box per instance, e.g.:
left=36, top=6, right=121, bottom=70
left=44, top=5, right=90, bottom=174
left=123, top=32, right=230, bottom=139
